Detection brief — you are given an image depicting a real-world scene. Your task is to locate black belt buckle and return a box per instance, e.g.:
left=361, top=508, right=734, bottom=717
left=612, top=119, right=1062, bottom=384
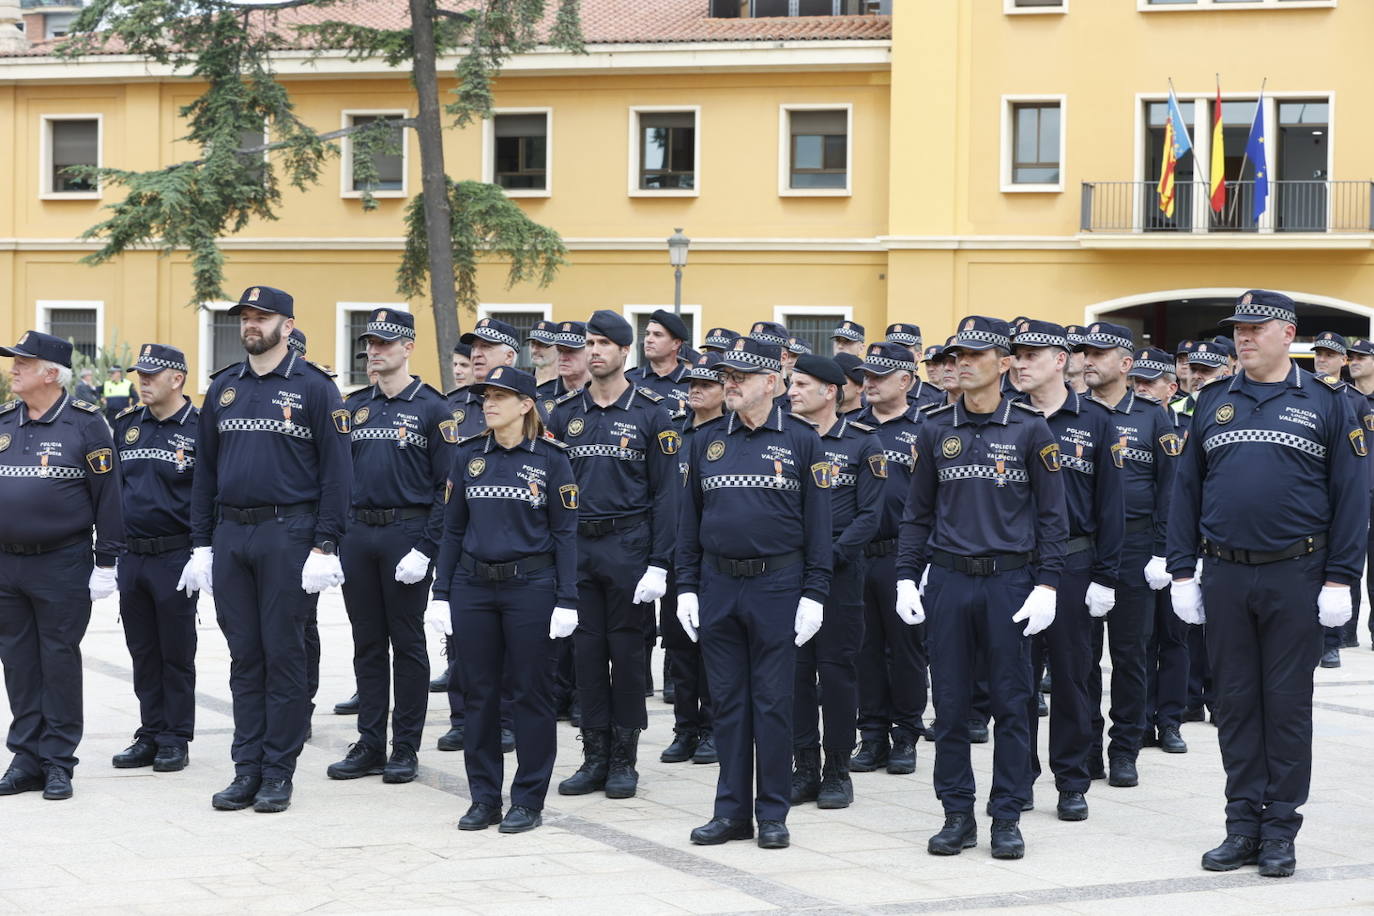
left=966, top=556, right=996, bottom=576
left=482, top=560, right=519, bottom=581
left=358, top=508, right=396, bottom=526
left=1304, top=536, right=1316, bottom=555
left=727, top=557, right=766, bottom=578
left=579, top=518, right=611, bottom=537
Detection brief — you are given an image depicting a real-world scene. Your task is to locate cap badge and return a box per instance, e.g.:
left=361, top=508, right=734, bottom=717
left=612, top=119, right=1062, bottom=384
left=1091, top=324, right=1100, bottom=333
left=734, top=339, right=747, bottom=350
left=143, top=345, right=152, bottom=356
left=18, top=332, right=28, bottom=345
left=248, top=287, right=260, bottom=302
left=562, top=323, right=571, bottom=331
left=962, top=319, right=974, bottom=331
left=1241, top=293, right=1253, bottom=305
left=479, top=318, right=489, bottom=327
left=377, top=310, right=387, bottom=322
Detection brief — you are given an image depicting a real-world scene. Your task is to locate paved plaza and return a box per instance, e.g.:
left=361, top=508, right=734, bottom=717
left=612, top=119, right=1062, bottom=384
left=2, top=588, right=1372, bottom=915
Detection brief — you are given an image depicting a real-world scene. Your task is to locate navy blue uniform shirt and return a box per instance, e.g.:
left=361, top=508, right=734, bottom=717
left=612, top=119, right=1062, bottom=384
left=676, top=406, right=833, bottom=603
left=112, top=397, right=198, bottom=539
left=192, top=350, right=351, bottom=548
left=626, top=362, right=689, bottom=419
left=816, top=416, right=885, bottom=565
left=447, top=386, right=487, bottom=439
left=1097, top=389, right=1179, bottom=554
left=536, top=377, right=570, bottom=424
left=432, top=432, right=579, bottom=606
left=345, top=376, right=454, bottom=557
left=857, top=402, right=925, bottom=540
left=907, top=379, right=945, bottom=411
left=0, top=392, right=124, bottom=564
left=898, top=397, right=1069, bottom=588
left=1167, top=363, right=1369, bottom=585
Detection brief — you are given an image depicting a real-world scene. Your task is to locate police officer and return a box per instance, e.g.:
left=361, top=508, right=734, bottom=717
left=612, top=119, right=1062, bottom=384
left=102, top=367, right=137, bottom=424
left=547, top=310, right=678, bottom=800
left=325, top=309, right=452, bottom=785
left=182, top=285, right=351, bottom=814
left=748, top=322, right=794, bottom=410
left=831, top=321, right=865, bottom=357
left=787, top=355, right=883, bottom=810
left=1078, top=322, right=1179, bottom=789
left=451, top=342, right=473, bottom=393
left=677, top=336, right=832, bottom=849
left=1010, top=321, right=1123, bottom=822
left=896, top=316, right=1067, bottom=860
left=834, top=352, right=866, bottom=419
left=528, top=319, right=559, bottom=391
left=851, top=341, right=928, bottom=773
left=1187, top=341, right=1231, bottom=390
left=1347, top=338, right=1374, bottom=647
left=701, top=327, right=740, bottom=353
left=0, top=331, right=123, bottom=800
left=535, top=321, right=586, bottom=421
left=885, top=324, right=944, bottom=409
left=433, top=366, right=579, bottom=834
left=1168, top=290, right=1368, bottom=878
left=1065, top=327, right=1089, bottom=394
left=626, top=309, right=691, bottom=416
left=921, top=345, right=944, bottom=389
left=110, top=344, right=199, bottom=774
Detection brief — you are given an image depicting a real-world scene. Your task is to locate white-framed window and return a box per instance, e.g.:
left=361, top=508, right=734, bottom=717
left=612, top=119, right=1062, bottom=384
left=478, top=304, right=553, bottom=372
left=1001, top=95, right=1066, bottom=192
left=36, top=300, right=103, bottom=362
left=623, top=305, right=703, bottom=368
left=337, top=302, right=403, bottom=388
left=1139, top=0, right=1335, bottom=10
left=773, top=305, right=854, bottom=355
left=628, top=107, right=700, bottom=197
left=340, top=110, right=408, bottom=199
left=778, top=104, right=852, bottom=197
left=197, top=301, right=238, bottom=394
left=1005, top=0, right=1066, bottom=12
left=483, top=108, right=551, bottom=197
left=40, top=114, right=101, bottom=199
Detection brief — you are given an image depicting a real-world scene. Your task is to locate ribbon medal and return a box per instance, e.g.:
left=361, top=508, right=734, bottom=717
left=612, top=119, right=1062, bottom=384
left=995, top=457, right=1007, bottom=488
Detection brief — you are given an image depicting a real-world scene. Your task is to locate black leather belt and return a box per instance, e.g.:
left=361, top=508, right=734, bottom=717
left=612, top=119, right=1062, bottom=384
left=0, top=532, right=89, bottom=556
left=1124, top=517, right=1152, bottom=535
left=220, top=502, right=318, bottom=524
left=1199, top=534, right=1326, bottom=566
left=459, top=552, right=555, bottom=582
left=354, top=506, right=428, bottom=526
left=1066, top=535, right=1096, bottom=556
left=865, top=538, right=896, bottom=558
left=577, top=511, right=649, bottom=538
left=708, top=550, right=802, bottom=578
left=930, top=549, right=1035, bottom=577
left=127, top=533, right=192, bottom=555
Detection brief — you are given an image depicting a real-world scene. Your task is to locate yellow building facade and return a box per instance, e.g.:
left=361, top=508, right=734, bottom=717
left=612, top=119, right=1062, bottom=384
left=0, top=0, right=1370, bottom=392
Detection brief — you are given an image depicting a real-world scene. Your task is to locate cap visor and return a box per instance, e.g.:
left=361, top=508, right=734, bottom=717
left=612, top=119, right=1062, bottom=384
left=127, top=363, right=170, bottom=374
left=0, top=345, right=39, bottom=359
left=1127, top=368, right=1163, bottom=380
left=227, top=302, right=284, bottom=317
left=717, top=358, right=767, bottom=373
left=950, top=339, right=1000, bottom=352
left=859, top=362, right=896, bottom=375
left=1219, top=313, right=1282, bottom=326
left=472, top=380, right=529, bottom=398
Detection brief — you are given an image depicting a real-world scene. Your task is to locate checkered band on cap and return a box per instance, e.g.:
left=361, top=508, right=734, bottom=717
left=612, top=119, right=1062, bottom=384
left=722, top=347, right=782, bottom=373
left=862, top=354, right=917, bottom=373
left=686, top=365, right=723, bottom=383
left=1188, top=346, right=1228, bottom=367
left=705, top=329, right=738, bottom=348
left=471, top=324, right=519, bottom=349
left=885, top=329, right=920, bottom=346
left=1012, top=331, right=1069, bottom=351
left=1229, top=301, right=1297, bottom=324
left=287, top=334, right=306, bottom=353
left=134, top=354, right=188, bottom=372
left=832, top=323, right=864, bottom=342
left=1313, top=334, right=1347, bottom=354
left=1081, top=330, right=1133, bottom=351
left=750, top=329, right=788, bottom=346
left=554, top=329, right=585, bottom=347
left=954, top=328, right=1012, bottom=350
left=365, top=320, right=416, bottom=340
left=1133, top=356, right=1173, bottom=376
left=1065, top=328, right=1086, bottom=346
left=527, top=324, right=557, bottom=344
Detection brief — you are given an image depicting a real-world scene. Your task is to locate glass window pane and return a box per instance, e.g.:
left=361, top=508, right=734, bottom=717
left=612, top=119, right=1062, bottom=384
left=51, top=120, right=98, bottom=192
left=350, top=115, right=404, bottom=191
left=1014, top=166, right=1059, bottom=184
left=211, top=311, right=240, bottom=372
left=784, top=315, right=845, bottom=356
left=494, top=136, right=521, bottom=174
left=823, top=134, right=847, bottom=170
left=1038, top=105, right=1060, bottom=161
left=1279, top=100, right=1328, bottom=126
left=790, top=109, right=846, bottom=135
left=797, top=0, right=835, bottom=14
left=46, top=309, right=98, bottom=361
left=345, top=311, right=370, bottom=386
left=671, top=127, right=695, bottom=171
left=644, top=127, right=669, bottom=171
left=791, top=171, right=847, bottom=189
left=525, top=136, right=547, bottom=171
left=794, top=135, right=824, bottom=169
left=494, top=114, right=546, bottom=138
left=1015, top=107, right=1038, bottom=162
left=752, top=0, right=790, bottom=16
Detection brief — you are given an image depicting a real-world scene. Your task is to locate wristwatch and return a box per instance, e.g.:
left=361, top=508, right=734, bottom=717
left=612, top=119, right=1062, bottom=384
left=316, top=540, right=337, bottom=555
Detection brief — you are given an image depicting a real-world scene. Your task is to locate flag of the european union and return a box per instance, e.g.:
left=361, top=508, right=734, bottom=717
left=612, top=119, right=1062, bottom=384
left=1246, top=98, right=1268, bottom=221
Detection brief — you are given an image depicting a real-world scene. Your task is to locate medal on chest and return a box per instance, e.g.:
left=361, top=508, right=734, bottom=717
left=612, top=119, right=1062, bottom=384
left=282, top=405, right=293, bottom=428
left=39, top=453, right=49, bottom=477
left=397, top=426, right=408, bottom=449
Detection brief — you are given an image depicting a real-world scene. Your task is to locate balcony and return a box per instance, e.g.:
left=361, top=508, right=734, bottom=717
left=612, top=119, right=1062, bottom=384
left=19, top=0, right=83, bottom=8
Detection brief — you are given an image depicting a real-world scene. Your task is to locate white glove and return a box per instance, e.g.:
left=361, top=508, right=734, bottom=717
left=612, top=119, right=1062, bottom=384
left=633, top=565, right=668, bottom=604
left=1318, top=584, right=1354, bottom=628
left=1012, top=585, right=1057, bottom=636
left=1144, top=555, right=1171, bottom=590
left=89, top=565, right=117, bottom=601
left=301, top=551, right=344, bottom=594
left=550, top=606, right=578, bottom=639
left=1170, top=578, right=1205, bottom=625
left=176, top=546, right=213, bottom=596
left=394, top=548, right=431, bottom=585
left=794, top=597, right=823, bottom=647
left=425, top=599, right=452, bottom=637
left=918, top=566, right=930, bottom=597
left=677, top=592, right=700, bottom=643
left=1194, top=558, right=1204, bottom=586
left=1085, top=582, right=1116, bottom=618
left=895, top=578, right=925, bottom=625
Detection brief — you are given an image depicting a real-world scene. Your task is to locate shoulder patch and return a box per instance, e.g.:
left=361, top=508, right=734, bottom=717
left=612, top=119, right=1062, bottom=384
left=1011, top=401, right=1043, bottom=416
left=553, top=389, right=581, bottom=406
left=849, top=421, right=875, bottom=432
left=1158, top=432, right=1184, bottom=457
left=208, top=361, right=241, bottom=379
left=1039, top=443, right=1061, bottom=472
left=308, top=360, right=337, bottom=379
left=635, top=386, right=664, bottom=403
left=72, top=399, right=100, bottom=413
left=116, top=404, right=139, bottom=419
left=0, top=400, right=17, bottom=415
left=1319, top=374, right=1346, bottom=391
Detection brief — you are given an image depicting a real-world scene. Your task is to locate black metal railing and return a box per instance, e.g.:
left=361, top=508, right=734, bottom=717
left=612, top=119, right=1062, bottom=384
left=1080, top=180, right=1374, bottom=233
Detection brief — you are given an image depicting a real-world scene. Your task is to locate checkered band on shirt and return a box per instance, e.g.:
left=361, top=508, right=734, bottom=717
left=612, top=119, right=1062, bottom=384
left=886, top=331, right=919, bottom=346
left=833, top=471, right=857, bottom=487
left=565, top=443, right=644, bottom=461
left=218, top=418, right=314, bottom=440
left=134, top=355, right=187, bottom=372
left=701, top=474, right=801, bottom=492
left=1059, top=454, right=1093, bottom=475
left=1203, top=428, right=1327, bottom=460
left=1119, top=446, right=1153, bottom=464
left=883, top=449, right=915, bottom=469
left=936, top=465, right=1030, bottom=484
left=465, top=484, right=545, bottom=507
left=472, top=328, right=520, bottom=349
left=1232, top=303, right=1296, bottom=324
left=366, top=321, right=416, bottom=340
left=119, top=447, right=196, bottom=467
left=1012, top=332, right=1068, bottom=350
left=863, top=355, right=917, bottom=373
left=1132, top=357, right=1173, bottom=375
left=1082, top=332, right=1133, bottom=351
left=0, top=464, right=85, bottom=479
left=954, top=329, right=1011, bottom=350
left=351, top=426, right=428, bottom=448
left=722, top=348, right=782, bottom=372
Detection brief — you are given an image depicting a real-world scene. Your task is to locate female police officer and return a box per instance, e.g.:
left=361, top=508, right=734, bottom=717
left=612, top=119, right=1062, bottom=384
left=431, top=366, right=580, bottom=834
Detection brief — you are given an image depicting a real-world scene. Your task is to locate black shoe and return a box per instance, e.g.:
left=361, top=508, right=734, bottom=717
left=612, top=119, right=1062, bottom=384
left=757, top=820, right=790, bottom=849
left=458, top=801, right=502, bottom=830
left=1037, top=694, right=1048, bottom=717
left=1341, top=636, right=1359, bottom=649
left=986, top=791, right=1033, bottom=816
left=1258, top=839, right=1296, bottom=877
left=817, top=750, right=853, bottom=809
left=1158, top=725, right=1187, bottom=754
left=327, top=741, right=386, bottom=780
left=429, top=674, right=448, bottom=693
left=253, top=777, right=292, bottom=813
left=1088, top=758, right=1107, bottom=781
left=967, top=719, right=989, bottom=744
left=887, top=736, right=916, bottom=775
left=383, top=744, right=419, bottom=784
left=690, top=817, right=753, bottom=845
left=0, top=766, right=43, bottom=796
left=604, top=727, right=641, bottom=799
left=1057, top=791, right=1088, bottom=821
left=990, top=819, right=1024, bottom=859
left=499, top=804, right=542, bottom=834
left=790, top=748, right=821, bottom=806
left=1182, top=707, right=1205, bottom=723
left=112, top=737, right=158, bottom=769
left=42, top=766, right=72, bottom=800
left=850, top=738, right=890, bottom=772
left=1319, top=648, right=1341, bottom=669
left=928, top=813, right=977, bottom=855
left=333, top=693, right=359, bottom=715
left=692, top=733, right=718, bottom=765
left=1108, top=757, right=1138, bottom=788
left=212, top=775, right=261, bottom=810
left=436, top=727, right=464, bottom=752
left=661, top=732, right=700, bottom=764
left=558, top=729, right=610, bottom=795
left=501, top=728, right=516, bottom=754
left=153, top=746, right=189, bottom=773
left=1201, top=834, right=1260, bottom=871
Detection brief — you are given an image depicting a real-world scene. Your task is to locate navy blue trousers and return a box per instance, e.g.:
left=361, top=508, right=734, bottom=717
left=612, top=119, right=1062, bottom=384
left=118, top=548, right=198, bottom=750
left=924, top=565, right=1034, bottom=821
left=794, top=557, right=865, bottom=753
left=661, top=580, right=712, bottom=736
left=1147, top=587, right=1190, bottom=731
left=699, top=563, right=799, bottom=823
left=212, top=515, right=314, bottom=780
left=340, top=518, right=431, bottom=750
left=1187, top=625, right=1213, bottom=715
left=450, top=567, right=558, bottom=811
left=1029, top=553, right=1093, bottom=794
left=1090, top=539, right=1154, bottom=763
left=574, top=523, right=650, bottom=730
left=0, top=543, right=92, bottom=776
left=1202, top=551, right=1324, bottom=842
left=858, top=551, right=928, bottom=741
left=445, top=639, right=514, bottom=731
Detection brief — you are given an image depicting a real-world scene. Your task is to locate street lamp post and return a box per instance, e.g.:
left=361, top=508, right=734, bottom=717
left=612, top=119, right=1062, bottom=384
left=667, top=227, right=690, bottom=317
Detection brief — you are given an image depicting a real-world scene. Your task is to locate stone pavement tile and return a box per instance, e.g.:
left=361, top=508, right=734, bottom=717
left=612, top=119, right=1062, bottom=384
left=468, top=893, right=693, bottom=916
left=1060, top=890, right=1264, bottom=916
left=786, top=820, right=928, bottom=853
left=0, top=865, right=80, bottom=890
left=1218, top=876, right=1374, bottom=910
left=940, top=907, right=1079, bottom=916
left=510, top=868, right=715, bottom=899
left=664, top=843, right=847, bottom=876
left=764, top=865, right=949, bottom=905
left=5, top=878, right=218, bottom=911
left=646, top=887, right=779, bottom=914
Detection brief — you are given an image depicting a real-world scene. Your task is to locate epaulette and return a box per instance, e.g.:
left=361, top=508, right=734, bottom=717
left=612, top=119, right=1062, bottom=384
left=208, top=361, right=241, bottom=380
left=1011, top=401, right=1044, bottom=416
left=116, top=404, right=139, bottom=419
left=308, top=360, right=337, bottom=379
left=419, top=382, right=445, bottom=399
left=455, top=431, right=490, bottom=447
left=849, top=420, right=875, bottom=432
left=1135, top=392, right=1162, bottom=404
left=1318, top=374, right=1346, bottom=391
left=925, top=402, right=955, bottom=417
left=635, top=386, right=664, bottom=403
left=0, top=400, right=17, bottom=415
left=72, top=399, right=100, bottom=413
left=553, top=389, right=581, bottom=406
left=343, top=386, right=370, bottom=402
left=917, top=401, right=941, bottom=414
left=540, top=435, right=569, bottom=449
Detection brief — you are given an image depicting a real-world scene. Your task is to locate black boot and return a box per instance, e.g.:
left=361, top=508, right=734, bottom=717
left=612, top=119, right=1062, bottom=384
left=1158, top=725, right=1187, bottom=754
left=558, top=729, right=610, bottom=795
left=849, top=737, right=889, bottom=772
left=928, top=813, right=977, bottom=855
left=428, top=674, right=448, bottom=693
left=153, top=745, right=189, bottom=773
left=789, top=747, right=821, bottom=806
left=112, top=737, right=158, bottom=769
left=1258, top=839, right=1296, bottom=877
left=660, top=731, right=699, bottom=764
left=382, top=743, right=419, bottom=784
left=990, top=819, right=1025, bottom=859
left=326, top=741, right=386, bottom=780
left=604, top=727, right=641, bottom=798
left=436, top=726, right=464, bottom=752
left=1056, top=790, right=1088, bottom=821
left=1108, top=756, right=1138, bottom=788
left=817, top=749, right=854, bottom=809
left=333, top=693, right=360, bottom=715
left=1201, top=834, right=1260, bottom=871
left=253, top=777, right=293, bottom=813
left=692, top=731, right=718, bottom=764
left=967, top=719, right=990, bottom=743
left=212, top=775, right=260, bottom=810
left=887, top=734, right=916, bottom=775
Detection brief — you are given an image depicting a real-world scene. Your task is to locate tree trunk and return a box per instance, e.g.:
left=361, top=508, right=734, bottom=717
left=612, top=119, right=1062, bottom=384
left=409, top=0, right=461, bottom=378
